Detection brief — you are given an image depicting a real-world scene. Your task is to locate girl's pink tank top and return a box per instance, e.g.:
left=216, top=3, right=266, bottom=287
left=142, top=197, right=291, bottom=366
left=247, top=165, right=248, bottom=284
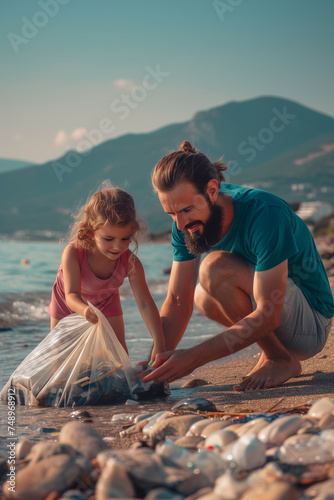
left=47, top=246, right=131, bottom=320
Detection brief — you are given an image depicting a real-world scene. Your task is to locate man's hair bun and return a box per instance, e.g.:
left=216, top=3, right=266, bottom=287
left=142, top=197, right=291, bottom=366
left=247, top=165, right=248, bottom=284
left=179, top=141, right=196, bottom=154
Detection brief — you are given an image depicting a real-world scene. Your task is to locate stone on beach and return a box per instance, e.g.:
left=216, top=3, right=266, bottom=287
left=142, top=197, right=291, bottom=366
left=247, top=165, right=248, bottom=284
left=174, top=435, right=205, bottom=449
left=239, top=480, right=300, bottom=500
left=59, top=421, right=108, bottom=459
left=26, top=441, right=79, bottom=464
left=149, top=414, right=204, bottom=441
left=278, top=432, right=334, bottom=465
left=182, top=378, right=210, bottom=388
left=95, top=460, right=135, bottom=500
left=15, top=439, right=35, bottom=460
left=308, top=397, right=334, bottom=419
left=222, top=432, right=266, bottom=471
left=258, top=415, right=305, bottom=445
left=201, top=420, right=233, bottom=438
left=186, top=418, right=210, bottom=436
left=204, top=429, right=238, bottom=451
left=172, top=398, right=217, bottom=413
left=2, top=454, right=91, bottom=499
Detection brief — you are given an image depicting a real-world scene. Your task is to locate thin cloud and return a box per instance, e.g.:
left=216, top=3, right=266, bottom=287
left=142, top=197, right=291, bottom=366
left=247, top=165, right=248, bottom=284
left=54, top=130, right=67, bottom=146
left=112, top=78, right=136, bottom=91
left=71, top=127, right=87, bottom=140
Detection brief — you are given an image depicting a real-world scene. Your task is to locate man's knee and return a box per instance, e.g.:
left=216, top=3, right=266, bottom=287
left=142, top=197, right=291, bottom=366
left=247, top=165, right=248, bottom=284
left=199, top=251, right=238, bottom=293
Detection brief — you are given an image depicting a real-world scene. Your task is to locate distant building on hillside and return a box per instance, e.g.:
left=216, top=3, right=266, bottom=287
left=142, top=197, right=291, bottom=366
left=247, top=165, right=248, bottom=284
left=295, top=201, right=333, bottom=223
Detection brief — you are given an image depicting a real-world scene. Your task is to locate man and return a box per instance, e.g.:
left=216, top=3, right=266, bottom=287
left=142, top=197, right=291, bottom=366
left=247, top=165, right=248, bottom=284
left=143, top=141, right=334, bottom=391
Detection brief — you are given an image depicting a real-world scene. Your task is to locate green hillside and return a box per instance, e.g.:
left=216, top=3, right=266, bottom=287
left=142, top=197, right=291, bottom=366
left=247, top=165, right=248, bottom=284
left=0, top=96, right=334, bottom=238
left=238, top=130, right=334, bottom=205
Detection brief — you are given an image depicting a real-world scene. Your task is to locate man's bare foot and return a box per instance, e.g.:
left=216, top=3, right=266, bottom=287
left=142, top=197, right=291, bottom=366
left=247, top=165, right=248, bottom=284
left=242, top=351, right=265, bottom=379
left=234, top=356, right=302, bottom=391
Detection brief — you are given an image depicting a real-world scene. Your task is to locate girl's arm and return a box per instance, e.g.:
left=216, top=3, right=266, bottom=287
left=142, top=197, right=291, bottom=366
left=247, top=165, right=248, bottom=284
left=62, top=244, right=98, bottom=323
left=128, top=255, right=166, bottom=361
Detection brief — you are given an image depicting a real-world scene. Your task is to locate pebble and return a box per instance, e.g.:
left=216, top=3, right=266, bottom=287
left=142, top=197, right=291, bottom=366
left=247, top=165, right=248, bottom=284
left=172, top=398, right=217, bottom=413
left=258, top=415, right=304, bottom=445
left=16, top=439, right=35, bottom=460
left=182, top=378, right=210, bottom=388
left=201, top=420, right=232, bottom=437
left=2, top=454, right=91, bottom=499
left=308, top=397, right=334, bottom=419
left=59, top=421, right=108, bottom=459
left=205, top=429, right=238, bottom=451
left=174, top=435, right=205, bottom=449
left=149, top=414, right=203, bottom=441
left=95, top=460, right=135, bottom=500
left=27, top=442, right=79, bottom=464
left=37, top=427, right=59, bottom=433
left=70, top=410, right=92, bottom=420
left=186, top=418, right=210, bottom=436
left=239, top=480, right=299, bottom=500
left=222, top=433, right=266, bottom=471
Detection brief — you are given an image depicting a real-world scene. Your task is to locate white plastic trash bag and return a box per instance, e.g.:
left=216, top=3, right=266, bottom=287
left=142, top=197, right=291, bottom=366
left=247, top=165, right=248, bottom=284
left=0, top=303, right=135, bottom=407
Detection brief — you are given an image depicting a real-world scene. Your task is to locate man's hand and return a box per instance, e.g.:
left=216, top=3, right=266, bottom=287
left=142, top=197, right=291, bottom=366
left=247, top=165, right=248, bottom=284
left=142, top=348, right=197, bottom=383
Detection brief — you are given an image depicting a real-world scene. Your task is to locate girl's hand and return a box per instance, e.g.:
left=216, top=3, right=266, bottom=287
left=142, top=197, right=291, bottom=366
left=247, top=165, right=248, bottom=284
left=151, top=343, right=166, bottom=364
left=84, top=306, right=98, bottom=324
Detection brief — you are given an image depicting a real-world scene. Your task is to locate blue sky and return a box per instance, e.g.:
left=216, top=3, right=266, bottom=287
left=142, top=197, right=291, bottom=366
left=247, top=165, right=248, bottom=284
left=1, top=0, right=334, bottom=163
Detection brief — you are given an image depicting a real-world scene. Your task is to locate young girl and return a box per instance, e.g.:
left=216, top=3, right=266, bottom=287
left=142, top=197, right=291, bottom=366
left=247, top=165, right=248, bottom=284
left=47, top=186, right=166, bottom=362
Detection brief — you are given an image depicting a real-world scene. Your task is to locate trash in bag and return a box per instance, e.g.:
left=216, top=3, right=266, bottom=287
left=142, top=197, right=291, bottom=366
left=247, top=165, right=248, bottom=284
left=0, top=303, right=134, bottom=407
left=131, top=365, right=170, bottom=400
left=0, top=303, right=170, bottom=407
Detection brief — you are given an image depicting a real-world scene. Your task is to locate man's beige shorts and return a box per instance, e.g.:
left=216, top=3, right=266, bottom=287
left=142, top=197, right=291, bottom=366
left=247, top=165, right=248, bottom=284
left=250, top=278, right=332, bottom=357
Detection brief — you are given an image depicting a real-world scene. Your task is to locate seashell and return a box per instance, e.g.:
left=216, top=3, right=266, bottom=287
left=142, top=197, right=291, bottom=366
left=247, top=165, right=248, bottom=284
left=258, top=416, right=304, bottom=445
left=307, top=397, right=334, bottom=419
left=236, top=417, right=269, bottom=437
left=278, top=432, right=334, bottom=465
left=205, top=429, right=238, bottom=452
left=186, top=418, right=210, bottom=436
left=172, top=398, right=217, bottom=412
left=201, top=420, right=233, bottom=438
left=221, top=433, right=266, bottom=471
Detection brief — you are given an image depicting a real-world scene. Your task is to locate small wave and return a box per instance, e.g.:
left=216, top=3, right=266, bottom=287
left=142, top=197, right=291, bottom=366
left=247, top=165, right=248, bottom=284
left=0, top=292, right=50, bottom=328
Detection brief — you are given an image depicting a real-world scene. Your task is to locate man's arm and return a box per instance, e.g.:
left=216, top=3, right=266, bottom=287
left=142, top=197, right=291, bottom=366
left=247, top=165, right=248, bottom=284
left=143, top=260, right=288, bottom=382
left=161, top=257, right=200, bottom=350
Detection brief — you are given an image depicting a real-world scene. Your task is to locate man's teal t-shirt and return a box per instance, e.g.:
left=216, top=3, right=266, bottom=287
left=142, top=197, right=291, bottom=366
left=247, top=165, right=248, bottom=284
left=171, top=183, right=334, bottom=319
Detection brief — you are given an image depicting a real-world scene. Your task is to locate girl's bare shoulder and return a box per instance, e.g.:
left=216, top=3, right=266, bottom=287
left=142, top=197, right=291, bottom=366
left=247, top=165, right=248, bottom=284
left=61, top=242, right=80, bottom=264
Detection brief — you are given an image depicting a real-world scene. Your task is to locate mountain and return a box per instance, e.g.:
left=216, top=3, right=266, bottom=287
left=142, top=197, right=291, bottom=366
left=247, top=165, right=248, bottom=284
left=0, top=96, right=334, bottom=238
left=239, top=130, right=334, bottom=206
left=0, top=158, right=34, bottom=174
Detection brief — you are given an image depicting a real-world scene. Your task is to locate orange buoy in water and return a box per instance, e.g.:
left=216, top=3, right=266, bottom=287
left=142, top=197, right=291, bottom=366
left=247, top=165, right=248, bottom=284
left=21, top=259, right=30, bottom=265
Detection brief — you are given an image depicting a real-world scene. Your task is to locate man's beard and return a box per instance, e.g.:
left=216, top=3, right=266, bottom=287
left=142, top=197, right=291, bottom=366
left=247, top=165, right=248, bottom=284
left=183, top=201, right=224, bottom=255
